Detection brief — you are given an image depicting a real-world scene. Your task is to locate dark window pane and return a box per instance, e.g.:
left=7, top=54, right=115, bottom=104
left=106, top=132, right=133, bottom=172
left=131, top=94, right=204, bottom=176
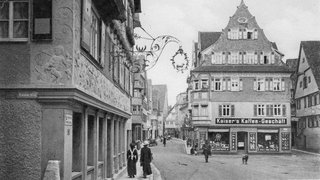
left=0, top=2, right=9, bottom=19
left=0, top=21, right=9, bottom=38
left=14, top=2, right=28, bottom=19
left=13, top=21, right=28, bottom=38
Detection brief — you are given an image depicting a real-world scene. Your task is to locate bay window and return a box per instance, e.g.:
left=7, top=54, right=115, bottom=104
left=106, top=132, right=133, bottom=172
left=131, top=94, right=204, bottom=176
left=0, top=0, right=29, bottom=41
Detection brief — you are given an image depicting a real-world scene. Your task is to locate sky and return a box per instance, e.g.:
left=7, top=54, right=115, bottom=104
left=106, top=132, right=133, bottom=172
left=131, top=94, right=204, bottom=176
left=137, top=0, right=320, bottom=106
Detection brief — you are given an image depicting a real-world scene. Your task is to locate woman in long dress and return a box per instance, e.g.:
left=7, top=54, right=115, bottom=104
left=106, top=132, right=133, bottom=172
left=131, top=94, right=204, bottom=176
left=127, top=143, right=138, bottom=178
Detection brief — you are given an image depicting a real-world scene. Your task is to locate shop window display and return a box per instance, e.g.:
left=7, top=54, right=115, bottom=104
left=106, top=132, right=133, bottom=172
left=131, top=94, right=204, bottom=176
left=257, top=133, right=279, bottom=151
left=208, top=132, right=230, bottom=151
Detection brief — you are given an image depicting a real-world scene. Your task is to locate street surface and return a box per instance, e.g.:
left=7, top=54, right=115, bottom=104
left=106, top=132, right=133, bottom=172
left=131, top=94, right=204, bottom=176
left=151, top=138, right=320, bottom=180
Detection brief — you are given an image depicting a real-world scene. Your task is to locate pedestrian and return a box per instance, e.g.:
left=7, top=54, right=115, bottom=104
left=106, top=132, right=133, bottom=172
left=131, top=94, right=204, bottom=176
left=163, top=136, right=166, bottom=147
left=202, top=140, right=211, bottom=163
left=140, top=140, right=153, bottom=178
left=127, top=143, right=138, bottom=178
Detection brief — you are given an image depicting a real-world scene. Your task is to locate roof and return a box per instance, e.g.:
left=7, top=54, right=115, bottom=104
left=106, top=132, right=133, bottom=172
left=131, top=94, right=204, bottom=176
left=301, top=41, right=320, bottom=88
left=199, top=32, right=221, bottom=51
left=192, top=65, right=293, bottom=73
left=152, top=85, right=168, bottom=112
left=286, top=58, right=298, bottom=71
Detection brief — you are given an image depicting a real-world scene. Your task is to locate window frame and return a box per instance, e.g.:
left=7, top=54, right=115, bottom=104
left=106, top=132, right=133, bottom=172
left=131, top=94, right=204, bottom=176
left=0, top=0, right=29, bottom=41
left=257, top=104, right=266, bottom=116
left=213, top=78, right=222, bottom=91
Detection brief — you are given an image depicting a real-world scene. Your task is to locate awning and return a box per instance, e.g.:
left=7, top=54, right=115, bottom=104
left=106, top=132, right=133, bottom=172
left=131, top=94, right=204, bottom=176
left=208, top=129, right=229, bottom=132
left=257, top=129, right=279, bottom=133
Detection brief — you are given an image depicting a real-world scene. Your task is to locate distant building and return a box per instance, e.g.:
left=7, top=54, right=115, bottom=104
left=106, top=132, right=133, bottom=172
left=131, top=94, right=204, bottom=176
left=294, top=41, right=320, bottom=153
left=132, top=68, right=148, bottom=142
left=286, top=58, right=299, bottom=147
left=189, top=0, right=292, bottom=154
left=152, top=85, right=169, bottom=136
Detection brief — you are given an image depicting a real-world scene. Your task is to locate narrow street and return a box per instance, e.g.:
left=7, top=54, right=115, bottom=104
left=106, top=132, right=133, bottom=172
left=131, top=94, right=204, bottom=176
left=151, top=139, right=320, bottom=180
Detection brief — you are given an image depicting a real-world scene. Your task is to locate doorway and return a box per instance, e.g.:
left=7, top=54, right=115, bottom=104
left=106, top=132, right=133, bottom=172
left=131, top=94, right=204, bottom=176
left=237, top=131, right=248, bottom=153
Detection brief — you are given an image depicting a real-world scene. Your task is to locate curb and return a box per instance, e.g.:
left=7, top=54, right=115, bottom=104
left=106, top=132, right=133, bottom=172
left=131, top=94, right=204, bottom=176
left=292, top=148, right=320, bottom=156
left=151, top=163, right=162, bottom=180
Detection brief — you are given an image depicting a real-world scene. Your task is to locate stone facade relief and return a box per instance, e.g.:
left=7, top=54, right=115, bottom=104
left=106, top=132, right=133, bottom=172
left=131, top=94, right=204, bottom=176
left=33, top=45, right=72, bottom=85
left=74, top=56, right=131, bottom=114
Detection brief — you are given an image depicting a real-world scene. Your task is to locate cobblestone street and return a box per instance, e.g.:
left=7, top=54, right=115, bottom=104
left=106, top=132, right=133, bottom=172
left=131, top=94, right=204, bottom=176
left=151, top=139, right=320, bottom=180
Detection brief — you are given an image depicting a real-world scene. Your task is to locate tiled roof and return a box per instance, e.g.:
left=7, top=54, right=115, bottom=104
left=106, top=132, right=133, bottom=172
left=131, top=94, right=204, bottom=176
left=199, top=32, right=221, bottom=51
left=301, top=41, right=320, bottom=88
left=191, top=65, right=293, bottom=73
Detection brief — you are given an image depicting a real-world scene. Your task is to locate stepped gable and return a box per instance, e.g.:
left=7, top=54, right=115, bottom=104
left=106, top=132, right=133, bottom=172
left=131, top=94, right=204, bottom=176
left=301, top=41, right=320, bottom=88
left=211, top=0, right=274, bottom=53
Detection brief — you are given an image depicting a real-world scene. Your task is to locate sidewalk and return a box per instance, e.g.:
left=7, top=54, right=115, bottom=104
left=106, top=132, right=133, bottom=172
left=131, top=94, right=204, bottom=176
left=116, top=149, right=162, bottom=180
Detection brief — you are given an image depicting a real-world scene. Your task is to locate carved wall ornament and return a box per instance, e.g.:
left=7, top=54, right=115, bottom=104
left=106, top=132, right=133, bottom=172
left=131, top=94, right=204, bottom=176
left=34, top=45, right=72, bottom=84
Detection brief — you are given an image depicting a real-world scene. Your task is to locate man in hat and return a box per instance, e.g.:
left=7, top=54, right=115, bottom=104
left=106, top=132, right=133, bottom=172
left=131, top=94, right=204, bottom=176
left=140, top=140, right=153, bottom=178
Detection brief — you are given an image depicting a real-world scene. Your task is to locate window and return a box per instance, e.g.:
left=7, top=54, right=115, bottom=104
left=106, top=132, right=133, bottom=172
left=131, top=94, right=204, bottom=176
left=304, top=97, right=307, bottom=108
left=213, top=78, right=222, bottom=91
left=200, top=105, right=208, bottom=116
left=245, top=52, right=255, bottom=64
left=257, top=78, right=265, bottom=91
left=194, top=80, right=199, bottom=90
left=230, top=29, right=239, bottom=39
left=263, top=55, right=269, bottom=64
left=201, top=79, right=209, bottom=89
left=300, top=81, right=302, bottom=88
left=247, top=31, right=253, bottom=39
left=90, top=9, right=99, bottom=60
left=193, top=105, right=199, bottom=116
left=296, top=99, right=301, bottom=110
left=273, top=78, right=281, bottom=91
left=230, top=52, right=239, bottom=64
left=219, top=104, right=235, bottom=117
left=303, top=76, right=308, bottom=89
left=308, top=76, right=311, bottom=83
left=193, top=92, right=199, bottom=100
left=212, top=52, right=224, bottom=64
left=257, top=133, right=279, bottom=152
left=257, top=105, right=265, bottom=116
left=231, top=77, right=239, bottom=91
left=273, top=104, right=281, bottom=116
left=0, top=1, right=29, bottom=40
left=253, top=29, right=258, bottom=39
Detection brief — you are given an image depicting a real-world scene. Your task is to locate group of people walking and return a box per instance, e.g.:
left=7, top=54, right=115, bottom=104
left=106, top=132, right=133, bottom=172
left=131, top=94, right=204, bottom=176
left=127, top=140, right=153, bottom=178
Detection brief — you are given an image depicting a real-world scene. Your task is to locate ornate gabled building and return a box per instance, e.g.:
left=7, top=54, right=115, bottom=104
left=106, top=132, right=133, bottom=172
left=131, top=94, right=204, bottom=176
left=294, top=41, right=320, bottom=153
left=189, top=0, right=292, bottom=154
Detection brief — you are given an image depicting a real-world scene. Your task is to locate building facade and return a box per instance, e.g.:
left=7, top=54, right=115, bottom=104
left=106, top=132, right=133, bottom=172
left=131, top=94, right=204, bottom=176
left=132, top=68, right=148, bottom=143
left=152, top=84, right=169, bottom=136
left=294, top=41, right=320, bottom=153
left=189, top=1, right=292, bottom=154
left=0, top=0, right=141, bottom=179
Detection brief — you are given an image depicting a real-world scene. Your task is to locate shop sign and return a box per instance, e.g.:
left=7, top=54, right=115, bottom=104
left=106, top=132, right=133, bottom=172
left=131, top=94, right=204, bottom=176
left=17, top=91, right=38, bottom=99
left=281, top=132, right=290, bottom=150
left=216, top=118, right=287, bottom=125
left=249, top=132, right=256, bottom=151
left=231, top=132, right=236, bottom=151
left=65, top=114, right=72, bottom=126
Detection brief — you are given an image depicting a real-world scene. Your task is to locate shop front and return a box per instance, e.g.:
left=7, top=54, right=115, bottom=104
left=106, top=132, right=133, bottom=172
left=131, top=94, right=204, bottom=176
left=195, top=118, right=291, bottom=154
